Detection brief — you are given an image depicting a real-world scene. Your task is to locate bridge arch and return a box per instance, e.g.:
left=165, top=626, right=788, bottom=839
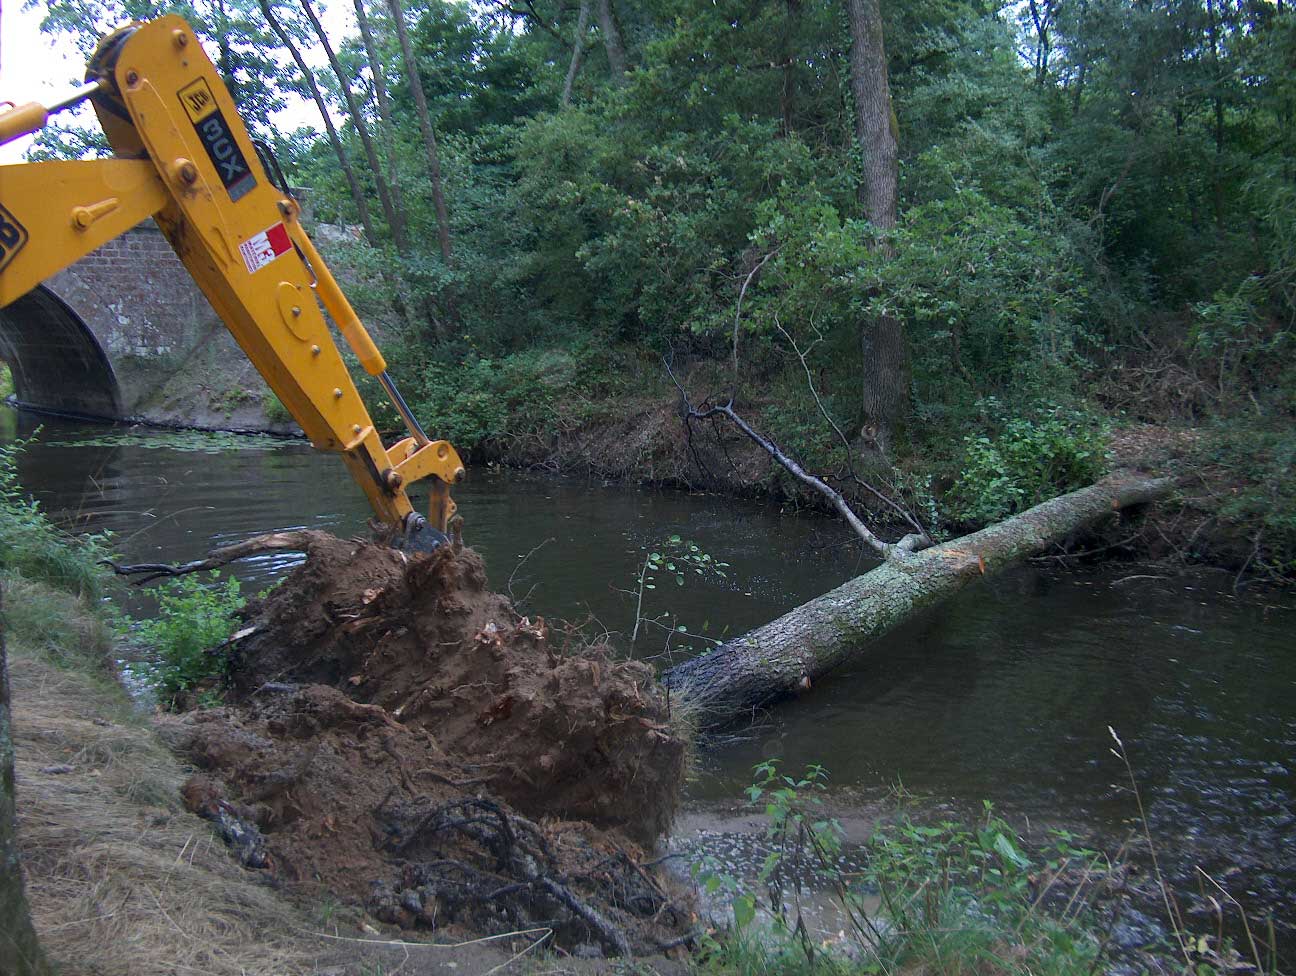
left=0, top=285, right=123, bottom=418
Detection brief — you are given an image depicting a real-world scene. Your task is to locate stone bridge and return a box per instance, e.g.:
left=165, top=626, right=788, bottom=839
left=0, top=222, right=276, bottom=428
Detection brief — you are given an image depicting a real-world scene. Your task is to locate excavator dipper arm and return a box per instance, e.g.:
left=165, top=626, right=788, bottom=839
left=0, top=15, right=462, bottom=547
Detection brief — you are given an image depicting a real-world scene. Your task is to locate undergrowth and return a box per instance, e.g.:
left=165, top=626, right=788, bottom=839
left=126, top=572, right=245, bottom=708
left=0, top=436, right=108, bottom=598
left=946, top=402, right=1111, bottom=526
left=696, top=760, right=1282, bottom=976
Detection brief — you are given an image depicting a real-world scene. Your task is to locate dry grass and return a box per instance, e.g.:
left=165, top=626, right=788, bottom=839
left=6, top=577, right=324, bottom=976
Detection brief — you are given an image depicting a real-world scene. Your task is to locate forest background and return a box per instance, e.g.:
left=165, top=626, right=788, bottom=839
left=27, top=0, right=1296, bottom=581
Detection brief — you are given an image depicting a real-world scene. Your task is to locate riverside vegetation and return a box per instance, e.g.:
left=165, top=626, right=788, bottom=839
left=1, top=441, right=1286, bottom=974
left=31, top=0, right=1296, bottom=583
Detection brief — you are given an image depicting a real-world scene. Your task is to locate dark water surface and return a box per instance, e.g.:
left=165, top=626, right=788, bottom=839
left=5, top=411, right=1294, bottom=952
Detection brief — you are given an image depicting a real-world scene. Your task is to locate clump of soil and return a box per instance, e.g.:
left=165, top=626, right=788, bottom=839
left=160, top=533, right=691, bottom=955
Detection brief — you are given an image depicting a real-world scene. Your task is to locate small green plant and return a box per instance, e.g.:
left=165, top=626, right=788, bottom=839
left=262, top=391, right=294, bottom=426
left=948, top=402, right=1110, bottom=525
left=701, top=762, right=1114, bottom=976
left=128, top=571, right=245, bottom=708
left=627, top=535, right=730, bottom=649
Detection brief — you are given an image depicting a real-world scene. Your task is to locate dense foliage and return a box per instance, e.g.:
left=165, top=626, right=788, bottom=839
left=34, top=0, right=1296, bottom=570
left=128, top=572, right=245, bottom=708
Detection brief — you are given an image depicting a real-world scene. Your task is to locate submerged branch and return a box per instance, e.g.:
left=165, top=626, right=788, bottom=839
left=103, top=530, right=334, bottom=585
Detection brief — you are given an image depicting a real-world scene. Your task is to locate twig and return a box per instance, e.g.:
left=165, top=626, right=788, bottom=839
left=773, top=315, right=927, bottom=539
left=1108, top=726, right=1191, bottom=964
left=1233, top=529, right=1262, bottom=593
left=729, top=248, right=780, bottom=400
left=664, top=356, right=908, bottom=564
left=507, top=536, right=554, bottom=603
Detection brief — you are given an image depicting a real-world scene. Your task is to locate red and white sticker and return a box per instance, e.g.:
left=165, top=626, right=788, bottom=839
left=239, top=222, right=292, bottom=274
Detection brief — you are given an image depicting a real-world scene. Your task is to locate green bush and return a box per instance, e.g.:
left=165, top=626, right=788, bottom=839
left=947, top=404, right=1110, bottom=525
left=0, top=437, right=107, bottom=598
left=128, top=572, right=244, bottom=708
left=403, top=345, right=632, bottom=453
left=700, top=763, right=1106, bottom=976
left=1197, top=426, right=1296, bottom=581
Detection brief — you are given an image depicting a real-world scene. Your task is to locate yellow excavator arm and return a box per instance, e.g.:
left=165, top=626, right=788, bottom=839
left=0, top=15, right=463, bottom=549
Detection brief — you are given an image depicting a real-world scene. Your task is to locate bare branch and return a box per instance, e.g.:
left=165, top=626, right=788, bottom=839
left=730, top=248, right=780, bottom=400
left=663, top=357, right=909, bottom=565
left=772, top=315, right=928, bottom=540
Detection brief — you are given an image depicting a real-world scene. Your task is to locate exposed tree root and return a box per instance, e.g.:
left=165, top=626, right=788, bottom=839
left=372, top=796, right=685, bottom=956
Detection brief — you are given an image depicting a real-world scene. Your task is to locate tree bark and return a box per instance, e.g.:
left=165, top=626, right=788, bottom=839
left=386, top=0, right=453, bottom=265
left=845, top=0, right=907, bottom=451
left=663, top=473, right=1174, bottom=728
left=354, top=0, right=405, bottom=231
left=0, top=586, right=55, bottom=976
left=594, top=0, right=628, bottom=83
left=780, top=0, right=801, bottom=135
left=299, top=0, right=407, bottom=253
left=562, top=0, right=592, bottom=106
left=258, top=0, right=378, bottom=243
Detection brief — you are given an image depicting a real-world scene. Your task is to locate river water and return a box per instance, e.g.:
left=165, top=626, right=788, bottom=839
left=4, top=410, right=1293, bottom=955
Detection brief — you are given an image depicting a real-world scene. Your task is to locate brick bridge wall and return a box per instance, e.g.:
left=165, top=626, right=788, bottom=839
left=0, top=223, right=277, bottom=427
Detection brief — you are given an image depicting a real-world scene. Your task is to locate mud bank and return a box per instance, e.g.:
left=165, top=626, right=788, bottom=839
left=158, top=534, right=693, bottom=956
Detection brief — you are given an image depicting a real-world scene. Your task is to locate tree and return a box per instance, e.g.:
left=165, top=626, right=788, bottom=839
left=353, top=0, right=405, bottom=224
left=387, top=0, right=454, bottom=266
left=258, top=0, right=380, bottom=243
left=297, top=0, right=408, bottom=250
left=845, top=0, right=908, bottom=451
left=594, top=0, right=629, bottom=82
left=563, top=0, right=592, bottom=106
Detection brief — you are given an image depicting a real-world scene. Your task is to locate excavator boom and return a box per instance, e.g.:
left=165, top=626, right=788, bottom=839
left=0, top=15, right=462, bottom=548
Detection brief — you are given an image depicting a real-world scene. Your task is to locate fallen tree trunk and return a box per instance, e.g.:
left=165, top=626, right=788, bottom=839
left=663, top=473, right=1174, bottom=729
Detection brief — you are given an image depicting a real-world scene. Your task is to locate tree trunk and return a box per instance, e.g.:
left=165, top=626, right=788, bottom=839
left=780, top=0, right=800, bottom=135
left=0, top=586, right=55, bottom=976
left=562, top=0, right=592, bottom=106
left=354, top=0, right=406, bottom=238
left=299, top=0, right=407, bottom=253
left=845, top=0, right=906, bottom=450
left=387, top=0, right=453, bottom=266
left=663, top=474, right=1174, bottom=729
left=258, top=0, right=378, bottom=243
left=595, top=0, right=628, bottom=83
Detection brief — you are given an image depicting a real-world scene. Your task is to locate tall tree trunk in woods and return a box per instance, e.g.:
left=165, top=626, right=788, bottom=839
left=214, top=0, right=237, bottom=101
left=595, top=0, right=628, bottom=83
left=1206, top=0, right=1226, bottom=234
left=780, top=0, right=800, bottom=135
left=1027, top=0, right=1051, bottom=85
left=663, top=474, right=1174, bottom=728
left=354, top=0, right=405, bottom=229
left=387, top=0, right=453, bottom=265
left=0, top=590, right=55, bottom=976
left=299, top=0, right=407, bottom=253
left=563, top=0, right=592, bottom=106
left=258, top=0, right=379, bottom=244
left=845, top=0, right=907, bottom=451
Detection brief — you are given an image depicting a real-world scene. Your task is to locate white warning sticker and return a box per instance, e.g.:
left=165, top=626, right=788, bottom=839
left=239, top=222, right=292, bottom=275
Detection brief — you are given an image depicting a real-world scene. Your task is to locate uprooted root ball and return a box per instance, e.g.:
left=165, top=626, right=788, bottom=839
left=158, top=533, right=691, bottom=954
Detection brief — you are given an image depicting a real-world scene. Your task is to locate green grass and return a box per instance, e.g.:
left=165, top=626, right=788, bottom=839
left=0, top=438, right=107, bottom=599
